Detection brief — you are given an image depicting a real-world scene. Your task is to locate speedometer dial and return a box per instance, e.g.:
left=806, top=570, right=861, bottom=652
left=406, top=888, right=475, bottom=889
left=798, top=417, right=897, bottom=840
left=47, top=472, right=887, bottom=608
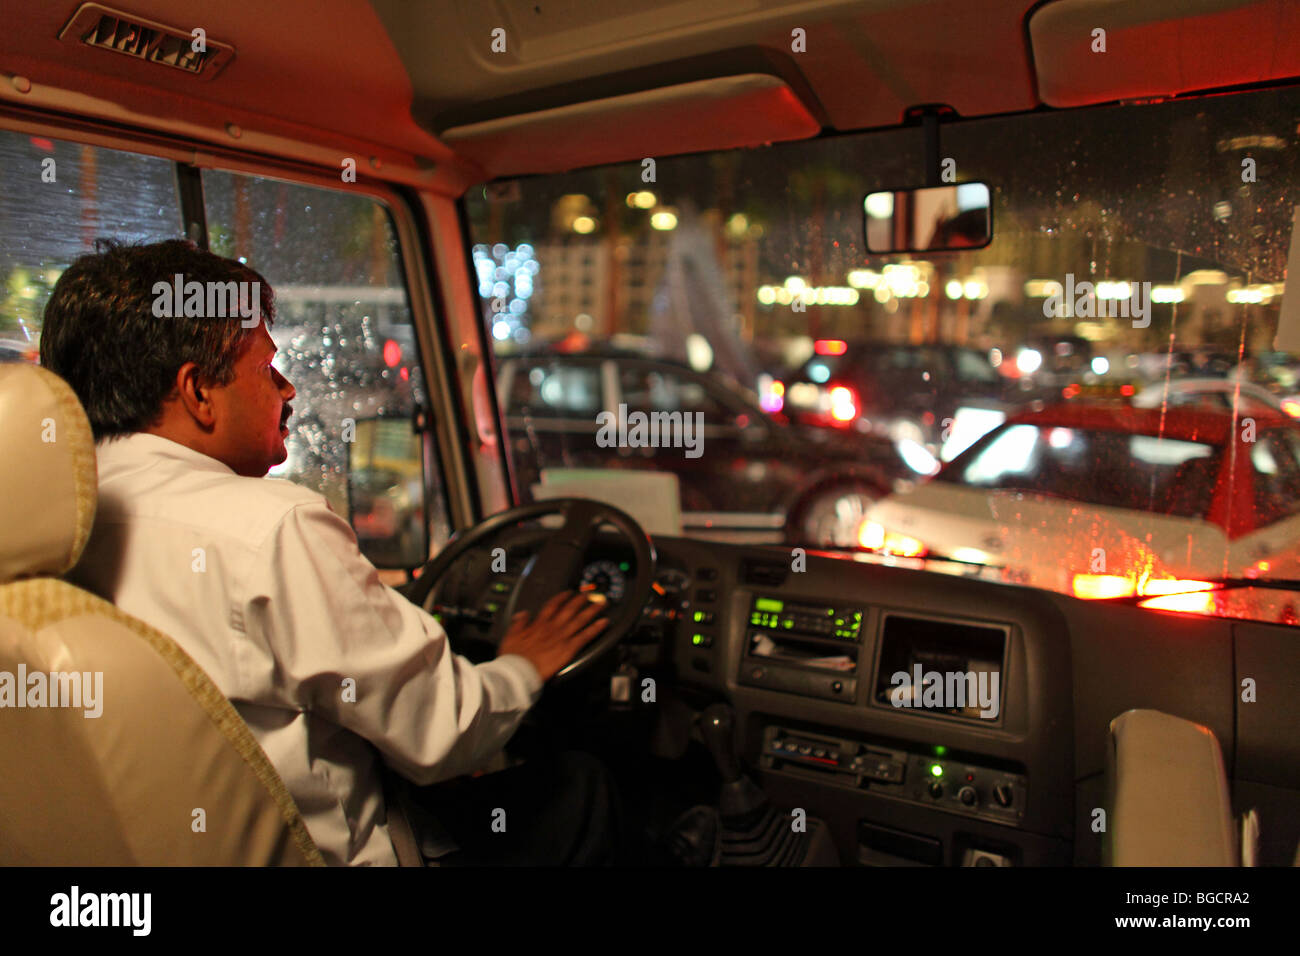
left=579, top=560, right=627, bottom=603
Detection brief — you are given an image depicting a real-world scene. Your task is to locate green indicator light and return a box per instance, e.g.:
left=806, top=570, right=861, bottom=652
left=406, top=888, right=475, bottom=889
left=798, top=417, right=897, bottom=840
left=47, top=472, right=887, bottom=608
left=692, top=634, right=703, bottom=646
left=619, top=561, right=630, bottom=572
left=485, top=602, right=499, bottom=613
left=783, top=620, right=793, bottom=629
left=826, top=609, right=834, bottom=617
left=755, top=598, right=784, bottom=613
left=934, top=745, right=947, bottom=757
left=835, top=618, right=844, bottom=626
left=930, top=764, right=944, bottom=777
left=853, top=611, right=862, bottom=620
left=694, top=611, right=704, bottom=622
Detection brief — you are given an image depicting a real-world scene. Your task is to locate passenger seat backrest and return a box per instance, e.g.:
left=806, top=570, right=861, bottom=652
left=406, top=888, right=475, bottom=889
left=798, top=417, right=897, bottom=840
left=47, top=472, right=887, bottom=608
left=0, top=363, right=323, bottom=865
left=1104, top=708, right=1237, bottom=866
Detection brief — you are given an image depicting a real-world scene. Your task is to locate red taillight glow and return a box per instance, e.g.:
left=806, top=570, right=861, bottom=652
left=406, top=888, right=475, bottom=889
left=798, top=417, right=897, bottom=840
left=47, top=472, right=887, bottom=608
left=1062, top=384, right=1081, bottom=399
left=857, top=520, right=927, bottom=557
left=1073, top=573, right=1218, bottom=609
left=1120, top=384, right=1135, bottom=396
left=814, top=339, right=848, bottom=356
left=829, top=385, right=857, bottom=422
left=1071, top=574, right=1135, bottom=600
left=1139, top=591, right=1217, bottom=614
left=382, top=339, right=402, bottom=368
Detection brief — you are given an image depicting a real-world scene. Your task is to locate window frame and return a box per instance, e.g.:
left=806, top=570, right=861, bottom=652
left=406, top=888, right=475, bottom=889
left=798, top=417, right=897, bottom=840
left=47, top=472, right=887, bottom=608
left=0, top=103, right=476, bottom=543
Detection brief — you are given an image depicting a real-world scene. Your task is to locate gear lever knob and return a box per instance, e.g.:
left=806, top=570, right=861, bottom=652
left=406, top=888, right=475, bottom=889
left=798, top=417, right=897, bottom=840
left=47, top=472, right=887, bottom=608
left=700, top=703, right=742, bottom=783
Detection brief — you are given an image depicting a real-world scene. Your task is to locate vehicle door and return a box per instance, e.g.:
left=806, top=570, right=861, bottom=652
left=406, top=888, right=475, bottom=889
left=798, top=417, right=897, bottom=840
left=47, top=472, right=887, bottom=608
left=499, top=354, right=608, bottom=499
left=612, top=360, right=773, bottom=516
left=1233, top=429, right=1300, bottom=577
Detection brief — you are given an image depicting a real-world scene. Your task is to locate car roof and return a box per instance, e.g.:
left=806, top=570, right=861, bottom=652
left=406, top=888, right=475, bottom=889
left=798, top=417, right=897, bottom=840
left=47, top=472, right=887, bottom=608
left=1004, top=400, right=1295, bottom=443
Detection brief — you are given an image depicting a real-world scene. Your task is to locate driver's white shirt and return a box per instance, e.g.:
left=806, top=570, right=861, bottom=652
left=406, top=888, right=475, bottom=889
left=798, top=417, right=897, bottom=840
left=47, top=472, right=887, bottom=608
left=69, top=432, right=543, bottom=866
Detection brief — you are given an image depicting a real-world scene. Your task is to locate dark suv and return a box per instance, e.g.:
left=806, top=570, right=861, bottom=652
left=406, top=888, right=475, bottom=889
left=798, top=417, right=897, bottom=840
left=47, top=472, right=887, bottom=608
left=784, top=341, right=1011, bottom=451
left=495, top=350, right=912, bottom=546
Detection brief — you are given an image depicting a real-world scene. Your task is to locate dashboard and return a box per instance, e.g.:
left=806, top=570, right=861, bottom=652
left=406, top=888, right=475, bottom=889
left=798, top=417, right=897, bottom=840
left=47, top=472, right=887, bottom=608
left=446, top=528, right=1300, bottom=867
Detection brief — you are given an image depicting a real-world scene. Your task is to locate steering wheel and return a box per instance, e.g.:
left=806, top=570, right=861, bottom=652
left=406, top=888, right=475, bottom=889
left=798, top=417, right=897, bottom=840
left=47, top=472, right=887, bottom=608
left=403, top=498, right=656, bottom=683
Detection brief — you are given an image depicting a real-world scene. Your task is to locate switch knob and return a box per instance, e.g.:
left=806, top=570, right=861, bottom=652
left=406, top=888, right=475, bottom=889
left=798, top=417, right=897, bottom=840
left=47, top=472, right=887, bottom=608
left=958, top=786, right=978, bottom=807
left=993, top=784, right=1014, bottom=808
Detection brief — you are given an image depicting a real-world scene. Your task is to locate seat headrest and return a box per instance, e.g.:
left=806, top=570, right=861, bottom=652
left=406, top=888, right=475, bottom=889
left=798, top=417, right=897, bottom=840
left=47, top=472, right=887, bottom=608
left=0, top=364, right=97, bottom=582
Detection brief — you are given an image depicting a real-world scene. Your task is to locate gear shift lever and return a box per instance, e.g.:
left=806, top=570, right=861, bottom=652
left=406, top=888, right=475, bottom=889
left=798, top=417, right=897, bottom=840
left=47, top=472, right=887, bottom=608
left=699, top=703, right=768, bottom=825
left=665, top=703, right=839, bottom=865
left=699, top=703, right=742, bottom=783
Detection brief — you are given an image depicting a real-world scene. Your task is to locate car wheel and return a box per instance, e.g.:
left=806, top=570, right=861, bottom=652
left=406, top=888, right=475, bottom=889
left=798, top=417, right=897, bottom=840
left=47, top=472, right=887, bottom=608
left=790, top=482, right=881, bottom=548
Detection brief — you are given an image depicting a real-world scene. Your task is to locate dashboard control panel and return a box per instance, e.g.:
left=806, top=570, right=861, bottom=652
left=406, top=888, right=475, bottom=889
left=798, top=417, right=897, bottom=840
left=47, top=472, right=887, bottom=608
left=761, top=725, right=1028, bottom=827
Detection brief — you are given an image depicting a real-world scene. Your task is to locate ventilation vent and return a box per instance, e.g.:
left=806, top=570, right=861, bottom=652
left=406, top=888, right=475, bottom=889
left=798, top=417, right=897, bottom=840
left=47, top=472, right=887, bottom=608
left=60, top=4, right=234, bottom=80
left=740, top=559, right=788, bottom=588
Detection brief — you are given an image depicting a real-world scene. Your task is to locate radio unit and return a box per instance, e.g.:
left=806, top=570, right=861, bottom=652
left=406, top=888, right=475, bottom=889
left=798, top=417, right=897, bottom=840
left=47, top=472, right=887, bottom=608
left=739, top=596, right=865, bottom=702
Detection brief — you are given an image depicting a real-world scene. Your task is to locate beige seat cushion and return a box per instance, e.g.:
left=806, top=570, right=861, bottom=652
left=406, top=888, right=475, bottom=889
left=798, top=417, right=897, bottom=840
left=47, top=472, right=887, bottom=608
left=0, top=577, right=323, bottom=866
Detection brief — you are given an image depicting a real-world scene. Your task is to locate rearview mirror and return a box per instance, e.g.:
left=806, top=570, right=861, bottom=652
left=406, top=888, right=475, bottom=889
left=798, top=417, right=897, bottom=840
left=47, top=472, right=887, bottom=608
left=346, top=416, right=428, bottom=569
left=863, top=182, right=991, bottom=254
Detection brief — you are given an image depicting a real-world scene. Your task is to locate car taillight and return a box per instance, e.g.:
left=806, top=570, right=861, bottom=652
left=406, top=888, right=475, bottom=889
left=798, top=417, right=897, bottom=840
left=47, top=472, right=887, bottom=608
left=1282, top=400, right=1300, bottom=418
left=814, top=339, right=847, bottom=355
left=857, top=520, right=927, bottom=557
left=829, top=385, right=857, bottom=422
left=383, top=339, right=402, bottom=367
left=1072, top=573, right=1217, bottom=603
left=1071, top=574, right=1135, bottom=599
left=1139, top=590, right=1218, bottom=614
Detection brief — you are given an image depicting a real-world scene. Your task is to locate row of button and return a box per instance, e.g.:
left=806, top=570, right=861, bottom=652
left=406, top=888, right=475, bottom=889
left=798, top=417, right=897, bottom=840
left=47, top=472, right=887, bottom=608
left=773, top=740, right=840, bottom=761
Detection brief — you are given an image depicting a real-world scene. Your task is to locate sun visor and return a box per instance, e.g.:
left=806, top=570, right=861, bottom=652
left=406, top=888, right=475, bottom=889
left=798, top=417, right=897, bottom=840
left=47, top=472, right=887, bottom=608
left=441, top=73, right=819, bottom=180
left=1029, top=0, right=1300, bottom=108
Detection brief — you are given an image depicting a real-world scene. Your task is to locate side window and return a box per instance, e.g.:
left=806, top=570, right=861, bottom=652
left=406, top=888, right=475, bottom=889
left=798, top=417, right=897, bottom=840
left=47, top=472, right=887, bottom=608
left=201, top=171, right=450, bottom=548
left=505, top=359, right=602, bottom=419
left=0, top=130, right=183, bottom=361
left=619, top=366, right=729, bottom=424
left=1253, top=432, right=1300, bottom=526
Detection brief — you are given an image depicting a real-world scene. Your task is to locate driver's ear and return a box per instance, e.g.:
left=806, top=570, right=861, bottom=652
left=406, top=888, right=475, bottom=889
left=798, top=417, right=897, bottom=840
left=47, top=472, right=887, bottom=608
left=174, top=361, right=219, bottom=429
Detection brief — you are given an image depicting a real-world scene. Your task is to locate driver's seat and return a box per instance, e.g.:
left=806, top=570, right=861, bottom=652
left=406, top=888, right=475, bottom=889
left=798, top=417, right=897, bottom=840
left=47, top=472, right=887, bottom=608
left=0, top=363, right=323, bottom=865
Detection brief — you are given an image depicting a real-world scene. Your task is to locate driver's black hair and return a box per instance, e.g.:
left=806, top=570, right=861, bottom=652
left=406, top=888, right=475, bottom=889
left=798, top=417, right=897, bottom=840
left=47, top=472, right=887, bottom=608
left=40, top=238, right=275, bottom=440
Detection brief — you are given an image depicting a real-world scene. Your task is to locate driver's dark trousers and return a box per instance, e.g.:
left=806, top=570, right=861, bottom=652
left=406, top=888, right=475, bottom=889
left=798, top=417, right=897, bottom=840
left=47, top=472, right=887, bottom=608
left=407, top=750, right=622, bottom=866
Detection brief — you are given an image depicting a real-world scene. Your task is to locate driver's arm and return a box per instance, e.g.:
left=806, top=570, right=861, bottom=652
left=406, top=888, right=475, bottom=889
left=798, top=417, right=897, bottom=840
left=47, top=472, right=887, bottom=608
left=241, top=498, right=543, bottom=786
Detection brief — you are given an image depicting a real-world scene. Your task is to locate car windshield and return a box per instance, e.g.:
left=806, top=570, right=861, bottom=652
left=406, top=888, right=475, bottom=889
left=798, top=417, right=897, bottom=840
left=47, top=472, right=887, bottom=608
left=463, top=84, right=1300, bottom=622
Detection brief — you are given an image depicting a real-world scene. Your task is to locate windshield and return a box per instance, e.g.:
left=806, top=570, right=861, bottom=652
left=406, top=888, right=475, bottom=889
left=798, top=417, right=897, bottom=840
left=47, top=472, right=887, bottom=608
left=463, top=84, right=1300, bottom=622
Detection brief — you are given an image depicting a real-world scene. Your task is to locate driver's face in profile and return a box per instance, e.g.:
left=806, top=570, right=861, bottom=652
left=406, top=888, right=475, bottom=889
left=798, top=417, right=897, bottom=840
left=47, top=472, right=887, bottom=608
left=208, top=321, right=296, bottom=477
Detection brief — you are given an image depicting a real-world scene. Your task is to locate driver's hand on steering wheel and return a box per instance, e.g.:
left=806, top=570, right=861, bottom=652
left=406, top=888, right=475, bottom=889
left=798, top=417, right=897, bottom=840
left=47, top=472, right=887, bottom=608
left=498, top=591, right=609, bottom=682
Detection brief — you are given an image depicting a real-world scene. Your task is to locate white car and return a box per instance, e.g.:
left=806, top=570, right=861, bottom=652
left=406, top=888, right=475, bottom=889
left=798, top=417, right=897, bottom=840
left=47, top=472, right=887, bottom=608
left=861, top=401, right=1300, bottom=600
left=1133, top=377, right=1300, bottom=418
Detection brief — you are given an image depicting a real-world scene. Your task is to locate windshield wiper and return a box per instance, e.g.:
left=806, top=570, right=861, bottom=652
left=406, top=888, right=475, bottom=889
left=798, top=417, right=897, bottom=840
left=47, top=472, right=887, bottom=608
left=1101, top=576, right=1300, bottom=605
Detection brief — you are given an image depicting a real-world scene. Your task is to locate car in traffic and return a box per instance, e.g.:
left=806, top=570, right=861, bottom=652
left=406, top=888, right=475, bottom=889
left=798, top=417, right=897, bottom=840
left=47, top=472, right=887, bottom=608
left=496, top=349, right=912, bottom=545
left=782, top=340, right=1013, bottom=457
left=860, top=401, right=1300, bottom=603
left=1132, top=376, right=1300, bottom=418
